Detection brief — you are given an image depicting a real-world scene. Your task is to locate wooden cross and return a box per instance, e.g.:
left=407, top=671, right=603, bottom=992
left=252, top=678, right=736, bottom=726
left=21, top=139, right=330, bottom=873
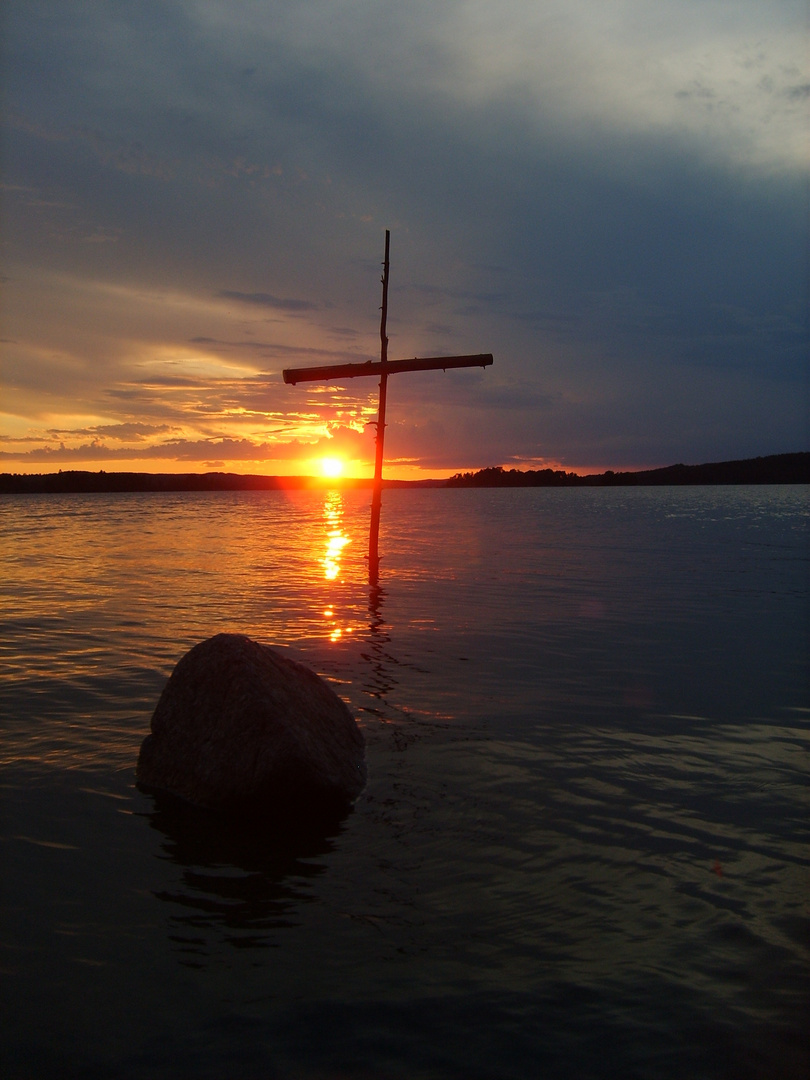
left=282, top=230, right=493, bottom=583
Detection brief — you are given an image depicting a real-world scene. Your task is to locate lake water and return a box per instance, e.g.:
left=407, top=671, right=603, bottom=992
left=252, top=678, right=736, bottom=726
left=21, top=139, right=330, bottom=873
left=1, top=486, right=808, bottom=1079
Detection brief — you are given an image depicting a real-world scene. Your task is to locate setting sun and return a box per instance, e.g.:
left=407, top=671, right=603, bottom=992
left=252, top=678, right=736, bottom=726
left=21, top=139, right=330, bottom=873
left=319, top=456, right=345, bottom=479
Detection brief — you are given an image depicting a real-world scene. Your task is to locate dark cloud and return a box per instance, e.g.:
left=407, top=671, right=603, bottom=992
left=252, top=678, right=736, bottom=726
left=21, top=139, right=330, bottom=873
left=186, top=337, right=372, bottom=362
left=46, top=423, right=174, bottom=442
left=217, top=291, right=318, bottom=312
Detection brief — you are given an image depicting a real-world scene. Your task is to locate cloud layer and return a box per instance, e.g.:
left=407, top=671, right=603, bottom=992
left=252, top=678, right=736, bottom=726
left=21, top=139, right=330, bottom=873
left=2, top=0, right=807, bottom=474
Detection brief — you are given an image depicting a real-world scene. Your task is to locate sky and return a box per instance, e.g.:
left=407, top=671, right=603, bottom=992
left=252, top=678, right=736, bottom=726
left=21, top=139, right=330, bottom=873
left=1, top=0, right=808, bottom=478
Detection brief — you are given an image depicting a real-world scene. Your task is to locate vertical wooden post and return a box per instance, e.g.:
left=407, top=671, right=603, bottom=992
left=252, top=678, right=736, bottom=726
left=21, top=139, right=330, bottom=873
left=368, top=229, right=390, bottom=583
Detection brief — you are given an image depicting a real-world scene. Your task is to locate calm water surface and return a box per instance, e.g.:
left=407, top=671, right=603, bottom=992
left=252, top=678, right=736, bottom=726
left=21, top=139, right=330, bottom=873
left=1, top=487, right=808, bottom=1079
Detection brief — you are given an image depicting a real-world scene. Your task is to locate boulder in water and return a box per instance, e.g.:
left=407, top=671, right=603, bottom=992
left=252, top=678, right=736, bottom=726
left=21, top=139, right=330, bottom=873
left=136, top=634, right=366, bottom=822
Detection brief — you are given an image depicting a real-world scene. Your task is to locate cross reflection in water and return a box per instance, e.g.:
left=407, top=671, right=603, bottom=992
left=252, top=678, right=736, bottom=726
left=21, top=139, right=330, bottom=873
left=319, top=491, right=400, bottom=705
left=321, top=491, right=401, bottom=706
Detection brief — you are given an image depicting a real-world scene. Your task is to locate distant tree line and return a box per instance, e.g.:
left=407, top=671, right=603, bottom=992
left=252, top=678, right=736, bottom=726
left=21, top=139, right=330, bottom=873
left=0, top=453, right=807, bottom=494
left=0, top=471, right=374, bottom=495
left=444, top=453, right=809, bottom=488
left=445, top=467, right=578, bottom=487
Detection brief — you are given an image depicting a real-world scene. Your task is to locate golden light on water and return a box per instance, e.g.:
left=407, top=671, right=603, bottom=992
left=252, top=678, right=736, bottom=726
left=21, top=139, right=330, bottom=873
left=320, top=491, right=355, bottom=642
left=322, top=518, right=350, bottom=583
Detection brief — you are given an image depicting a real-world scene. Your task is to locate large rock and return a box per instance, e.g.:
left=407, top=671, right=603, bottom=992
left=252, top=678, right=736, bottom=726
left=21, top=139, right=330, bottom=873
left=136, top=634, right=366, bottom=821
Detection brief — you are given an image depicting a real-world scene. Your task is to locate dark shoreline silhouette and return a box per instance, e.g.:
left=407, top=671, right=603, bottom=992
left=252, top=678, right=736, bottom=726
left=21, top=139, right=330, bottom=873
left=445, top=452, right=809, bottom=488
left=0, top=452, right=807, bottom=494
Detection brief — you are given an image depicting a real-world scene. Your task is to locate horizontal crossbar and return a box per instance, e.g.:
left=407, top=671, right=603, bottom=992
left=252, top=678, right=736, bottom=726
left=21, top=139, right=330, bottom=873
left=283, top=353, right=493, bottom=385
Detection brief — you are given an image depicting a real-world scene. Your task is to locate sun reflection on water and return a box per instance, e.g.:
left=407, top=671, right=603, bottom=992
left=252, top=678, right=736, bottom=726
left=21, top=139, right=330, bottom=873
left=320, top=492, right=355, bottom=642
